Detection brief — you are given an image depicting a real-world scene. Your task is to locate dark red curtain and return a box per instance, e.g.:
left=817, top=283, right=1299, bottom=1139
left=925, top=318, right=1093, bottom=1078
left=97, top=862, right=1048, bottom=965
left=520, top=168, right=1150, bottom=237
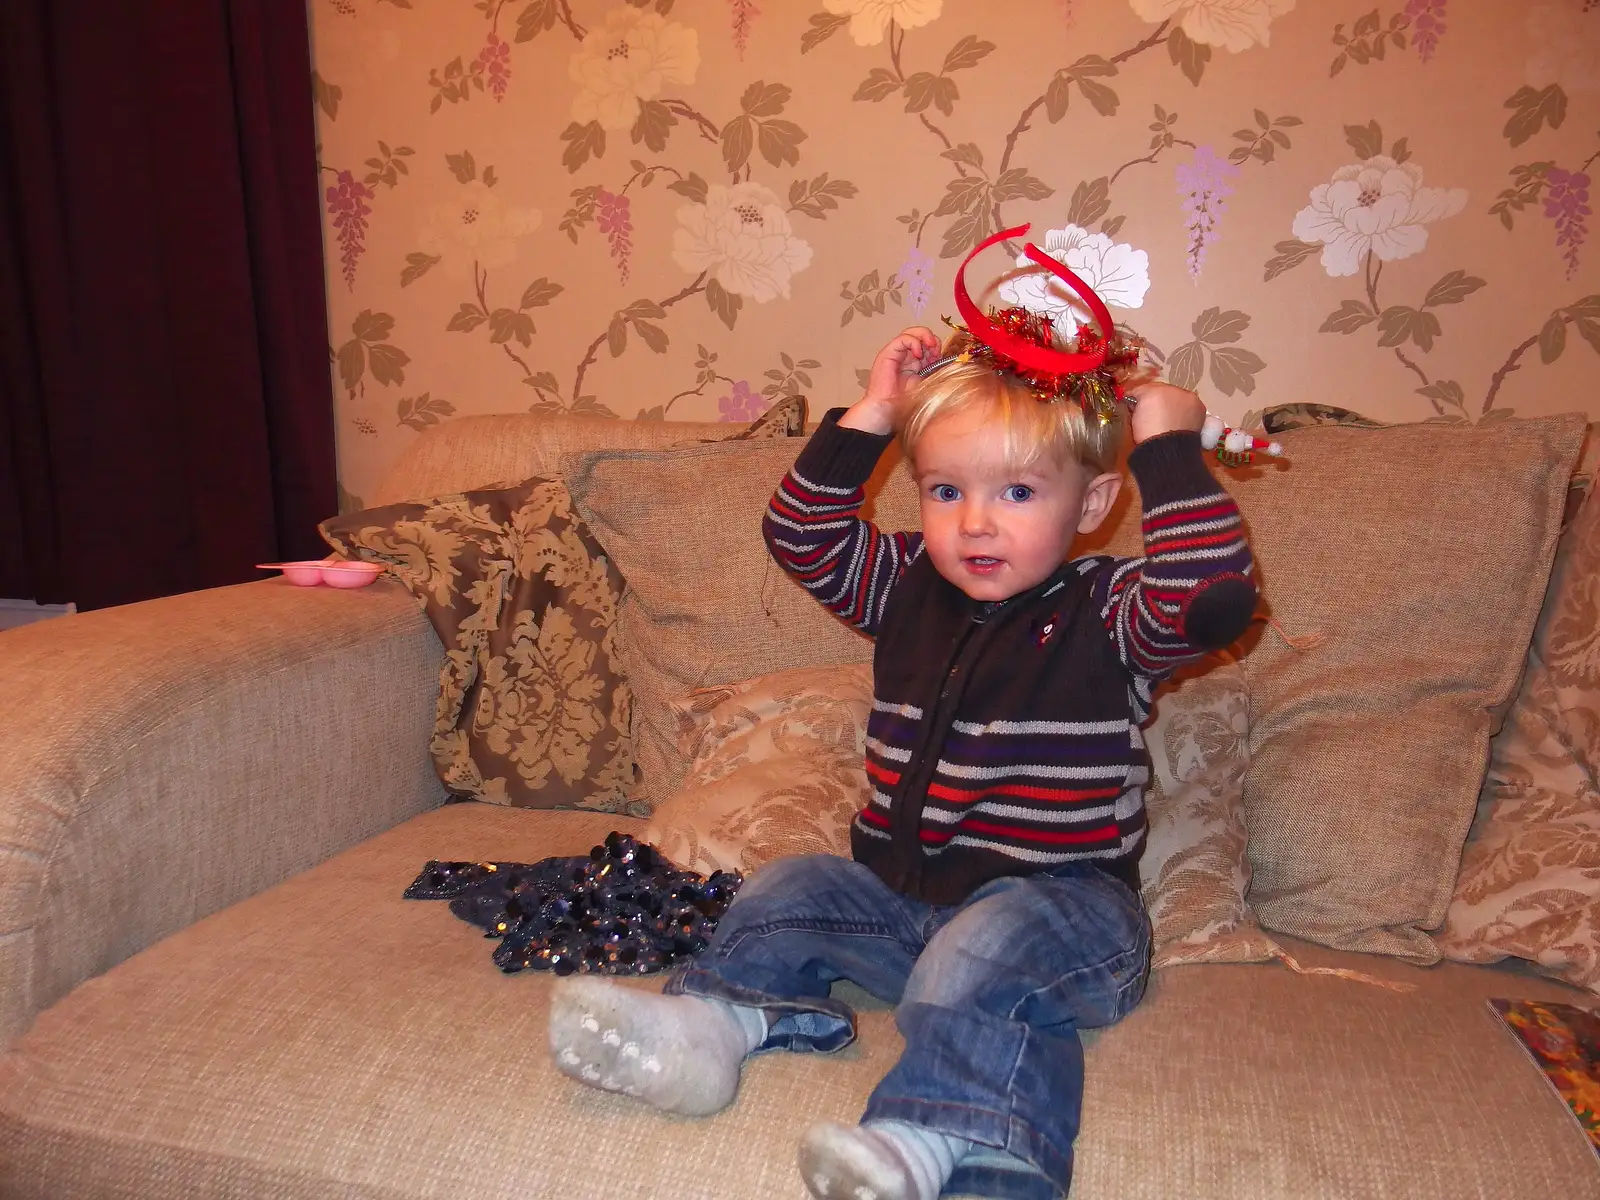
left=0, top=0, right=335, bottom=610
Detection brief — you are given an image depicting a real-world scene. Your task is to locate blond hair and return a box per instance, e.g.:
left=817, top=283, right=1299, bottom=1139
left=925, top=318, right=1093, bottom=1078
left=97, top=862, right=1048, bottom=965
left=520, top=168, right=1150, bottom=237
left=896, top=330, right=1124, bottom=476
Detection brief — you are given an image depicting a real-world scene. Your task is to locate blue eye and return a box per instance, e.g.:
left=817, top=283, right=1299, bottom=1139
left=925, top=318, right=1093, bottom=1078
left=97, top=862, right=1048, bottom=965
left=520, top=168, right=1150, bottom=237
left=1003, top=484, right=1034, bottom=502
left=930, top=484, right=960, bottom=502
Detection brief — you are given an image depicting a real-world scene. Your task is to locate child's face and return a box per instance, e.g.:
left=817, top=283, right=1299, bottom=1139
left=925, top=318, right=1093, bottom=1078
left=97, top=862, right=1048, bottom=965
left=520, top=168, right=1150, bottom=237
left=912, top=405, right=1121, bottom=602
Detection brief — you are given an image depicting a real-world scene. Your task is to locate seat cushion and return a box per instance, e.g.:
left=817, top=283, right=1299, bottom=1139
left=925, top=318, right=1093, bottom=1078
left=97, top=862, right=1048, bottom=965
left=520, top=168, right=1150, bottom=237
left=1, top=804, right=1595, bottom=1200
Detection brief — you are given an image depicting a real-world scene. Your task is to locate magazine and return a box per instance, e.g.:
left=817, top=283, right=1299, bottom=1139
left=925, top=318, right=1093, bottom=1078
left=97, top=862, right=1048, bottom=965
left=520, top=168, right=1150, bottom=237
left=1489, top=998, right=1600, bottom=1156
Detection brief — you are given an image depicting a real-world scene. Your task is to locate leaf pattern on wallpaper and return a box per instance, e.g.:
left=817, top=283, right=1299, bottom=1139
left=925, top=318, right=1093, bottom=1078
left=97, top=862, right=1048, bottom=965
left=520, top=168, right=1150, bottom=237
left=310, top=0, right=1600, bottom=501
left=721, top=81, right=807, bottom=173
left=1328, top=6, right=1437, bottom=77
left=397, top=392, right=457, bottom=431
left=333, top=309, right=411, bottom=402
left=1165, top=308, right=1267, bottom=397
left=839, top=269, right=904, bottom=327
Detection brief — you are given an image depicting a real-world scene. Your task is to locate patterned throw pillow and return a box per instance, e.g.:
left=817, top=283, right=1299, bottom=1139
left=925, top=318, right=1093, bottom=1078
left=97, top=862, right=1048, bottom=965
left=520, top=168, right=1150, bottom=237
left=676, top=393, right=808, bottom=443
left=643, top=664, right=873, bottom=875
left=320, top=477, right=639, bottom=814
left=1436, top=483, right=1600, bottom=993
left=1141, top=658, right=1283, bottom=969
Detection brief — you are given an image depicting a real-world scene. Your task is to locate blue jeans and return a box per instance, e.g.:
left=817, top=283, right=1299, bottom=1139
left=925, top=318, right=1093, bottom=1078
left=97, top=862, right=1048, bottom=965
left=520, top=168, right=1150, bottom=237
left=665, top=853, right=1151, bottom=1200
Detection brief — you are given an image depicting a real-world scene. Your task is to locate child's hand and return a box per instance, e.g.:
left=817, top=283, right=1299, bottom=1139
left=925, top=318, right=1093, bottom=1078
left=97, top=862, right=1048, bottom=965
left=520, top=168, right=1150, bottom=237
left=1125, top=381, right=1207, bottom=444
left=839, top=327, right=942, bottom=435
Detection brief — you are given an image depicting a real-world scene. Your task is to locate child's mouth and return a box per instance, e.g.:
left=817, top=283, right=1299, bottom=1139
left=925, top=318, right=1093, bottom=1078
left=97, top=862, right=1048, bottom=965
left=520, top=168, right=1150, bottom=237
left=963, top=556, right=1003, bottom=574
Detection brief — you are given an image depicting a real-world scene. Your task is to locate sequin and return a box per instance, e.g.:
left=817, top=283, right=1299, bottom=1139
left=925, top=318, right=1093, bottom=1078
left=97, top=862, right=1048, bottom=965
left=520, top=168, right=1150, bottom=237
left=403, top=832, right=742, bottom=976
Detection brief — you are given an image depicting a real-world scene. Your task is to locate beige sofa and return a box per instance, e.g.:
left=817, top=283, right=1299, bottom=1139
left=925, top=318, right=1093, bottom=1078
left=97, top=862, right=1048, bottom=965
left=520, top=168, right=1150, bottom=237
left=0, top=412, right=1596, bottom=1200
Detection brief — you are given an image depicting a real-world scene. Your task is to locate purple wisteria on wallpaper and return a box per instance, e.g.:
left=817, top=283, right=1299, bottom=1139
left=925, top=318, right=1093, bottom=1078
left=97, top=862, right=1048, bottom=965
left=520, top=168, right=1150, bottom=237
left=308, top=0, right=1599, bottom=508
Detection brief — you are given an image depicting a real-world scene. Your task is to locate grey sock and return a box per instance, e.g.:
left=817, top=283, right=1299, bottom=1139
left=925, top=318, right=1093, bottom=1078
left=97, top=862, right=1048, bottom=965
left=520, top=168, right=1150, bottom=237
left=867, top=1120, right=967, bottom=1199
left=547, top=977, right=755, bottom=1116
left=798, top=1119, right=967, bottom=1200
left=724, top=998, right=768, bottom=1053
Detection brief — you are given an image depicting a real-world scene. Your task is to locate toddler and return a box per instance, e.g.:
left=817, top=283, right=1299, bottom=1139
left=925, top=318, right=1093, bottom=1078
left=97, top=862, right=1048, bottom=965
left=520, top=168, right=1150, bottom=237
left=548, top=324, right=1257, bottom=1200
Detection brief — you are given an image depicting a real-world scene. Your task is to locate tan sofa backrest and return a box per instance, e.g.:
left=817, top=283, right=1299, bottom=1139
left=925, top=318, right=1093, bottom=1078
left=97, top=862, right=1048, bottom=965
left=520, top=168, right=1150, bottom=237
left=372, top=413, right=734, bottom=505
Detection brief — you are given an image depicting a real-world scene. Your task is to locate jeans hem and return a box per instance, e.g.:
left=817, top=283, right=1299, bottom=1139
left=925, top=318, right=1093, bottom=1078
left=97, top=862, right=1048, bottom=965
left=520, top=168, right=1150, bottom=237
left=664, top=964, right=859, bottom=1053
left=947, top=1161, right=1062, bottom=1200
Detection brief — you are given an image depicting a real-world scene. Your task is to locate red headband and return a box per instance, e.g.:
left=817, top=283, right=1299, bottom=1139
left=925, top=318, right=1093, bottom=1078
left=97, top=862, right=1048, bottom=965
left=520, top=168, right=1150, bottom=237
left=952, top=223, right=1119, bottom=375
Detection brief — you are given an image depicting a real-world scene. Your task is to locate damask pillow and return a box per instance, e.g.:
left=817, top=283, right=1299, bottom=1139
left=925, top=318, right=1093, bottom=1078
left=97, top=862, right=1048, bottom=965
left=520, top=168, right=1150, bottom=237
left=1140, top=657, right=1283, bottom=970
left=320, top=477, right=639, bottom=814
left=1436, top=483, right=1600, bottom=992
left=643, top=664, right=873, bottom=875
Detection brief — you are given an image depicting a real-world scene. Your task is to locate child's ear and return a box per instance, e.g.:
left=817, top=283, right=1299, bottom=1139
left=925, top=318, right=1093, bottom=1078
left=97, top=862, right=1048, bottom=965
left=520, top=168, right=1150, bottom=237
left=1076, top=472, right=1123, bottom=534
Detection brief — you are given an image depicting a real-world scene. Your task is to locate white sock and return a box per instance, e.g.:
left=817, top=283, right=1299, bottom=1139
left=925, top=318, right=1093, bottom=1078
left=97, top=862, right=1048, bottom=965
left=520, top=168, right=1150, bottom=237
left=547, top=977, right=761, bottom=1116
left=798, top=1118, right=968, bottom=1200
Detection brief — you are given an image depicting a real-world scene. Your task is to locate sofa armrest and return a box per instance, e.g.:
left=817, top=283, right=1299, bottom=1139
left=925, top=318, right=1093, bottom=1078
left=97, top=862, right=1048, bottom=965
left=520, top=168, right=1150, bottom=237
left=0, top=578, right=444, bottom=1044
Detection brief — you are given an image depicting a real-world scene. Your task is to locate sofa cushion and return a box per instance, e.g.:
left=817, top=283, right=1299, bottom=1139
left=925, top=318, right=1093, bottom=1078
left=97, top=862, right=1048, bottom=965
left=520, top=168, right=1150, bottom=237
left=565, top=436, right=920, bottom=806
left=369, top=398, right=804, bottom=509
left=1437, top=482, right=1600, bottom=992
left=1088, top=414, right=1589, bottom=961
left=2, top=804, right=1594, bottom=1200
left=1140, top=657, right=1282, bottom=970
left=322, top=477, right=637, bottom=814
left=644, top=663, right=874, bottom=875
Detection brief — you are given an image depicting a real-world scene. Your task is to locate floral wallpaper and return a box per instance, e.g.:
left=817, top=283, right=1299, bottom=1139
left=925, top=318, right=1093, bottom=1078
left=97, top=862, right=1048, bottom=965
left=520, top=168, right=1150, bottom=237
left=309, top=0, right=1600, bottom=508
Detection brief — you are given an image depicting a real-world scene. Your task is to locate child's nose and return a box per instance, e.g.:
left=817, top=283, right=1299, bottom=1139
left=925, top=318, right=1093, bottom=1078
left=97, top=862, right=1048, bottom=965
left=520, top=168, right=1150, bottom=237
left=959, top=501, right=995, bottom=537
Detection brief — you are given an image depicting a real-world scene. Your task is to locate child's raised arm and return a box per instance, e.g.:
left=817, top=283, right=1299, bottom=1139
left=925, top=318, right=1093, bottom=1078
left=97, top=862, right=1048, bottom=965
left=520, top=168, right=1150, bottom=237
left=761, top=329, right=939, bottom=637
left=1091, top=381, right=1257, bottom=680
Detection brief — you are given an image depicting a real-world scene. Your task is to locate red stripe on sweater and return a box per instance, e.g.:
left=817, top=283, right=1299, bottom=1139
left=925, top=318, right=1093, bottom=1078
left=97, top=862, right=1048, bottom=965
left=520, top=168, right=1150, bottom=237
left=865, top=760, right=902, bottom=786
left=1143, top=499, right=1236, bottom=530
left=1143, top=529, right=1247, bottom=554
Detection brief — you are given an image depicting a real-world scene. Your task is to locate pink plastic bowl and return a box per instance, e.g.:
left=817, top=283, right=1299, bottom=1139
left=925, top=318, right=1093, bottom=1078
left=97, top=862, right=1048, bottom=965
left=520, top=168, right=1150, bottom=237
left=258, top=560, right=383, bottom=588
left=321, top=561, right=383, bottom=588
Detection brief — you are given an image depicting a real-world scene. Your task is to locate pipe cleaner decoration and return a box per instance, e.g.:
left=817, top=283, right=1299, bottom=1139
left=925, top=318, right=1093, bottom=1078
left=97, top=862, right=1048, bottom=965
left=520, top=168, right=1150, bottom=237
left=927, top=222, right=1286, bottom=466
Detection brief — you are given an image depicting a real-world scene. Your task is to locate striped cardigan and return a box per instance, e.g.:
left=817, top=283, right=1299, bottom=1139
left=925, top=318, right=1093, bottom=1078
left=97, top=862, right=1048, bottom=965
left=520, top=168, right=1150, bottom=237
left=763, top=410, right=1257, bottom=903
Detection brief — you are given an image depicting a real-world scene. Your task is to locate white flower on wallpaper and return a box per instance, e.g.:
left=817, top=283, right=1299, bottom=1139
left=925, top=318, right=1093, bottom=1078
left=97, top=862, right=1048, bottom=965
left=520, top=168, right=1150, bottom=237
left=1291, top=156, right=1466, bottom=277
left=998, top=224, right=1151, bottom=329
left=569, top=6, right=700, bottom=131
left=1525, top=4, right=1600, bottom=94
left=1128, top=0, right=1295, bottom=51
left=672, top=183, right=813, bottom=302
left=417, top=181, right=541, bottom=277
left=823, top=0, right=943, bottom=47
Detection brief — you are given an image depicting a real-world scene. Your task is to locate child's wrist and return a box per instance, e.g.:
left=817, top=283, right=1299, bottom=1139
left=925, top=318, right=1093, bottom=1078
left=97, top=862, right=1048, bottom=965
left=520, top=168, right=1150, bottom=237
left=838, top=397, right=895, bottom=435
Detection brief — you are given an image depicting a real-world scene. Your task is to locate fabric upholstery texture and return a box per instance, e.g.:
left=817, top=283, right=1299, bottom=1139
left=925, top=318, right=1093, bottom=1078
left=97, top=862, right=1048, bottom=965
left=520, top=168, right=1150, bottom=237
left=1088, top=414, right=1589, bottom=961
left=1140, top=658, right=1282, bottom=970
left=644, top=663, right=874, bottom=875
left=0, top=579, right=441, bottom=1045
left=1438, top=482, right=1600, bottom=992
left=565, top=436, right=920, bottom=807
left=369, top=404, right=802, bottom=509
left=0, top=802, right=1592, bottom=1200
left=322, top=477, right=636, bottom=813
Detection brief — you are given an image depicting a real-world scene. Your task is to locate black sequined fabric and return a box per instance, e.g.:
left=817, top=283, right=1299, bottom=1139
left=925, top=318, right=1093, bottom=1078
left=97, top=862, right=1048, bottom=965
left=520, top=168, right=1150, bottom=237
left=403, top=832, right=741, bottom=977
